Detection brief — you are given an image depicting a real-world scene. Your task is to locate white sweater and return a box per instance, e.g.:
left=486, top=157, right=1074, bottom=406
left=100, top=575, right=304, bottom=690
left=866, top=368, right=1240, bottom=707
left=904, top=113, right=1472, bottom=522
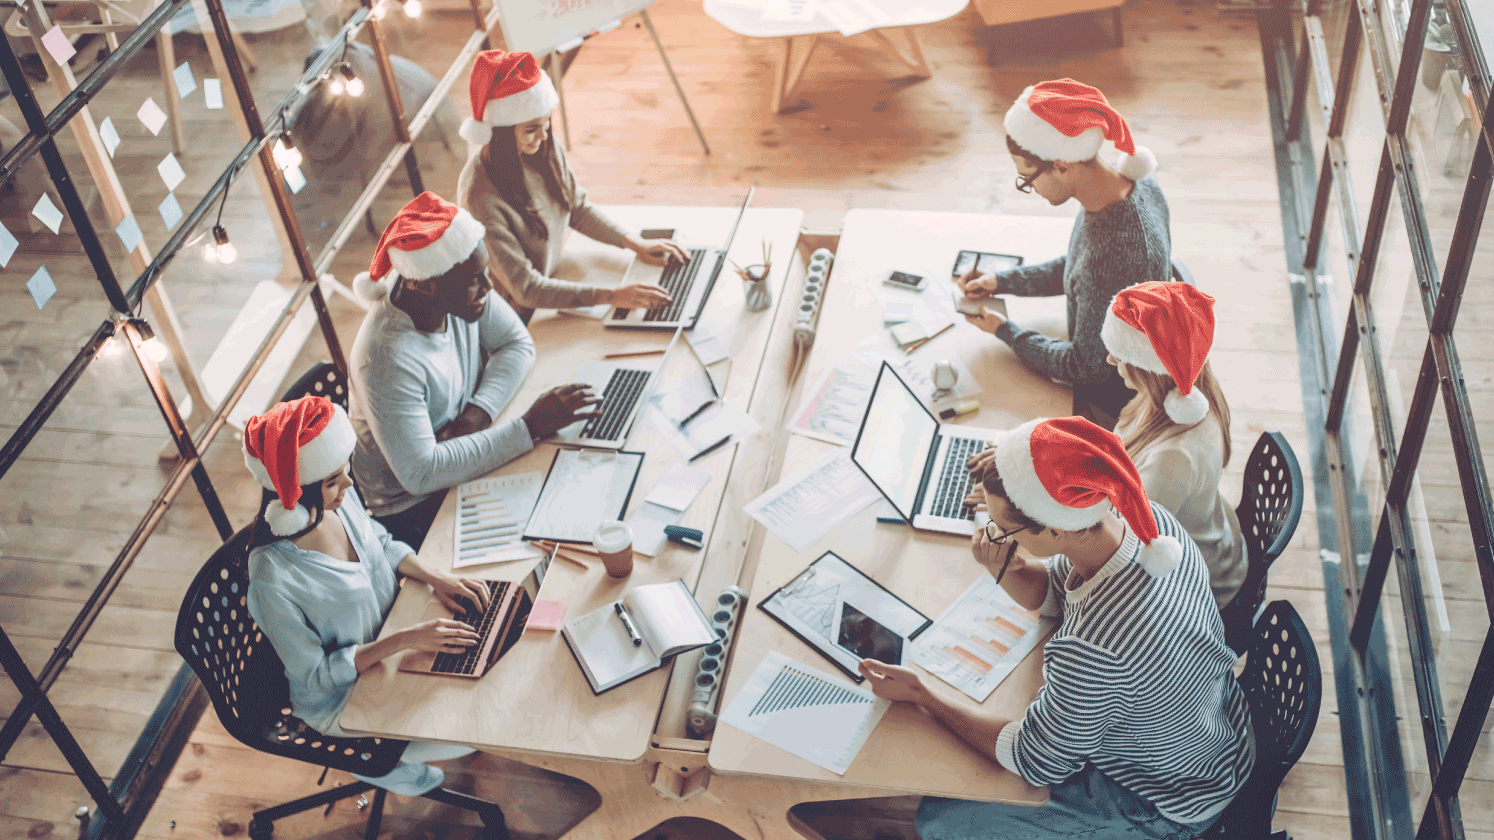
left=1114, top=410, right=1246, bottom=607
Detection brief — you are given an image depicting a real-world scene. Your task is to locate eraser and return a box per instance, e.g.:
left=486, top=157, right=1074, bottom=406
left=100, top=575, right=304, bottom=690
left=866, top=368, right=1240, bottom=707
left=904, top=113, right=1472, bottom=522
left=525, top=600, right=566, bottom=632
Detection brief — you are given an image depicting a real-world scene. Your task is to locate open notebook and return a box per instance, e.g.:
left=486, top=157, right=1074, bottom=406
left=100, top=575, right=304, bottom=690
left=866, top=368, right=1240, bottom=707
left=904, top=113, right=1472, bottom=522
left=561, top=580, right=716, bottom=694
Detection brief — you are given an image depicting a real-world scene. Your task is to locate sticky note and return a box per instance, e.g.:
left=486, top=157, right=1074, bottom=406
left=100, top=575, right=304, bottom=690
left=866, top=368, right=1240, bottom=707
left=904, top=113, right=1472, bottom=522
left=40, top=25, right=76, bottom=65
left=99, top=117, right=121, bottom=158
left=137, top=98, right=167, bottom=135
left=172, top=61, right=197, bottom=99
left=158, top=192, right=183, bottom=231
left=32, top=193, right=64, bottom=234
left=204, top=78, right=223, bottom=109
left=0, top=221, right=16, bottom=268
left=524, top=600, right=566, bottom=632
left=27, top=267, right=56, bottom=309
left=283, top=165, right=306, bottom=194
left=115, top=214, right=144, bottom=252
left=157, top=153, right=186, bottom=191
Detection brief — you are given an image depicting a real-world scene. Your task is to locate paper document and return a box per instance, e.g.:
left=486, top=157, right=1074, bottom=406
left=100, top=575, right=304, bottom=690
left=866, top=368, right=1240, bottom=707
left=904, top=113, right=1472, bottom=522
left=744, top=451, right=881, bottom=551
left=910, top=575, right=1055, bottom=702
left=788, top=361, right=876, bottom=447
left=523, top=449, right=643, bottom=543
left=720, top=651, right=889, bottom=775
left=686, top=324, right=731, bottom=365
left=646, top=394, right=760, bottom=460
left=626, top=464, right=712, bottom=555
left=854, top=334, right=981, bottom=412
left=453, top=472, right=544, bottom=569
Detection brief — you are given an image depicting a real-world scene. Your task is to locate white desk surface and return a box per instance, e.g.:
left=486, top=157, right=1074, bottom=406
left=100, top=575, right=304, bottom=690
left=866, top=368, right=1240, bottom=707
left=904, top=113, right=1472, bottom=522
left=338, top=205, right=804, bottom=763
left=703, top=0, right=968, bottom=39
left=706, top=209, right=1073, bottom=802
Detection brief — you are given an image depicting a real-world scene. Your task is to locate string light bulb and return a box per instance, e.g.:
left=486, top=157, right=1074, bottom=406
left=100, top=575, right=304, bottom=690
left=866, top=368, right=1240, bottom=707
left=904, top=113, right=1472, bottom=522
left=403, top=0, right=422, bottom=17
left=371, top=0, right=387, bottom=19
left=272, top=131, right=302, bottom=171
left=205, top=225, right=237, bottom=265
left=96, top=333, right=124, bottom=360
left=129, top=319, right=171, bottom=363
left=331, top=62, right=363, bottom=97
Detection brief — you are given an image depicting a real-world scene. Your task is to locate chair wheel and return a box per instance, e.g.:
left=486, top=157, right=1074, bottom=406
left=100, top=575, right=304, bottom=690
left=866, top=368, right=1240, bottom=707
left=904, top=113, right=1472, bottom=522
left=248, top=819, right=273, bottom=840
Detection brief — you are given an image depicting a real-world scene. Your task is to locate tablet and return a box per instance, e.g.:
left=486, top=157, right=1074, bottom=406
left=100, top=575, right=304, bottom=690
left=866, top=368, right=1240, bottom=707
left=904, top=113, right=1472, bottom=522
left=952, top=250, right=1023, bottom=277
left=833, top=597, right=906, bottom=666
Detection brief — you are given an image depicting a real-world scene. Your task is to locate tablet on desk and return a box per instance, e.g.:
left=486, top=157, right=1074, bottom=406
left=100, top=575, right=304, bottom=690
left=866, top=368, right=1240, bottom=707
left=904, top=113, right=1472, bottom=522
left=833, top=597, right=906, bottom=666
left=951, top=250, right=1023, bottom=277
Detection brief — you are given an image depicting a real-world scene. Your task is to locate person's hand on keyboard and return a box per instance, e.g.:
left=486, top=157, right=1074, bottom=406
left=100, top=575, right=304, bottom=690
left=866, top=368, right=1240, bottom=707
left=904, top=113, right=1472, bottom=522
left=429, top=573, right=491, bottom=616
left=629, top=237, right=690, bottom=267
left=523, top=384, right=602, bottom=439
left=609, top=283, right=673, bottom=310
left=399, top=618, right=481, bottom=652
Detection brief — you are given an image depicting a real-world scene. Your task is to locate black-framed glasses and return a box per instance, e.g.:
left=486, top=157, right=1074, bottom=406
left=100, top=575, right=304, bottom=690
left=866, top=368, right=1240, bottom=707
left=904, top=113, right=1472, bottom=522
left=1014, top=164, right=1051, bottom=194
left=983, top=519, right=1029, bottom=544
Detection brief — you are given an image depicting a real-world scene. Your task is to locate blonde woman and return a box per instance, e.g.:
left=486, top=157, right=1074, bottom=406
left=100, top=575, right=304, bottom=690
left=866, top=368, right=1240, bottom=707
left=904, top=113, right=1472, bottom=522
left=1100, top=280, right=1245, bottom=608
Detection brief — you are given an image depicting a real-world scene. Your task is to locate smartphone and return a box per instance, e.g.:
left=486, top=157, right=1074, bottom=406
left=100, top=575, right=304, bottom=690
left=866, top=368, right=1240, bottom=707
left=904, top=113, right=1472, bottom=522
left=883, top=270, right=928, bottom=292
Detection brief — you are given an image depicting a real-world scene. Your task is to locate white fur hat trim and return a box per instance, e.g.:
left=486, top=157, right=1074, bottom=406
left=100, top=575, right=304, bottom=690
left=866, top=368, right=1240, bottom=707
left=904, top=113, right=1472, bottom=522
left=1164, top=389, right=1210, bottom=425
left=1100, top=303, right=1170, bottom=375
left=461, top=74, right=559, bottom=144
left=387, top=207, right=485, bottom=281
left=1004, top=85, right=1105, bottom=163
left=243, top=403, right=355, bottom=494
left=992, top=418, right=1111, bottom=531
left=1137, top=535, right=1183, bottom=577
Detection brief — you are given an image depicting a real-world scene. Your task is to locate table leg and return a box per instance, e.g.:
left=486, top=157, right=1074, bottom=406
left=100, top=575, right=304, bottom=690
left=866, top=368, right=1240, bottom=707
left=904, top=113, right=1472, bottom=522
left=778, top=35, right=820, bottom=112
left=868, top=27, right=930, bottom=78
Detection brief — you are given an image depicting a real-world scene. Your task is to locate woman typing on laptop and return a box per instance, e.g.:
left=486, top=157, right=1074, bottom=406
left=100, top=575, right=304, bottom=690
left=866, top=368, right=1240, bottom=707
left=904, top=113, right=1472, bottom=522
left=456, top=50, right=688, bottom=312
left=242, top=397, right=489, bottom=796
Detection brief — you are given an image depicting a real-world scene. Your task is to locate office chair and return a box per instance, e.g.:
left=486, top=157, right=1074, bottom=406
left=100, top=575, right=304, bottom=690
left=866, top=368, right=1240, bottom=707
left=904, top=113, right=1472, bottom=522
left=174, top=528, right=511, bottom=840
left=1170, top=255, right=1196, bottom=286
left=1221, top=433, right=1304, bottom=654
left=1201, top=600, right=1322, bottom=839
left=279, top=361, right=349, bottom=408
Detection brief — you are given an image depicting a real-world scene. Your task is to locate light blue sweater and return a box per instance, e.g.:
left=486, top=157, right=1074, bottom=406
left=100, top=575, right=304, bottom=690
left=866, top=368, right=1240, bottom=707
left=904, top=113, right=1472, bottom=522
left=246, top=489, right=412, bottom=734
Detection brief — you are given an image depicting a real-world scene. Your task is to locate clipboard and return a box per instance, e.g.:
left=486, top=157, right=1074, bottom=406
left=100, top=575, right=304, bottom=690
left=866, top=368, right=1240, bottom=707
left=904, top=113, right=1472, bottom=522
left=521, top=448, right=645, bottom=544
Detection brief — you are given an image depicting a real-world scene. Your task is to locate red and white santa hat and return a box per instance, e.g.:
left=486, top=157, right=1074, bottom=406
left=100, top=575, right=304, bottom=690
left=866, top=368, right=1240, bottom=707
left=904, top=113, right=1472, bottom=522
left=351, top=191, right=486, bottom=302
left=458, top=50, right=560, bottom=146
left=992, top=416, right=1183, bottom=577
left=243, top=396, right=356, bottom=536
left=1101, top=281, right=1216, bottom=425
left=1003, top=79, right=1157, bottom=181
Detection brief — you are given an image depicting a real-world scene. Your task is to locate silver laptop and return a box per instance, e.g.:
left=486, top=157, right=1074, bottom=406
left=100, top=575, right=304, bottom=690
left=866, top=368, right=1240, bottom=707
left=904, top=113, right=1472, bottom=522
left=605, top=189, right=754, bottom=330
left=555, top=358, right=661, bottom=449
left=850, top=362, right=1002, bottom=535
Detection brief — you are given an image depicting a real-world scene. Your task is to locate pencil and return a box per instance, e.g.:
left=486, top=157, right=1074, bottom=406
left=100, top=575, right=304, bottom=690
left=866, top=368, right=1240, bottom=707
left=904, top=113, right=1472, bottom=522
left=906, top=322, right=955, bottom=354
left=603, top=349, right=666, bottom=360
left=534, top=539, right=601, bottom=557
left=552, top=550, right=589, bottom=570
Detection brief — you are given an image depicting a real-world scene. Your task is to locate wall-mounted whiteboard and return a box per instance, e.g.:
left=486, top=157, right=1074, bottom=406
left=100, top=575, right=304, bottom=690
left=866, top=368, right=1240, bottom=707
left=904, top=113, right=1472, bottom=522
left=495, top=0, right=655, bottom=55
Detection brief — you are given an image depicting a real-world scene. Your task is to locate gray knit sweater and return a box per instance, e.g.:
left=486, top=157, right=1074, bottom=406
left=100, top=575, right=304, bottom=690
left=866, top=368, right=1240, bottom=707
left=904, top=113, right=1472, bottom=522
left=994, top=177, right=1172, bottom=387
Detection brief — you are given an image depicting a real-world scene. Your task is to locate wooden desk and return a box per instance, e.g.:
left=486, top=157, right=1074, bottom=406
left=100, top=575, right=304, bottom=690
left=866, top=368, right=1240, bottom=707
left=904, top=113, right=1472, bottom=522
left=338, top=205, right=804, bottom=763
left=706, top=209, right=1074, bottom=803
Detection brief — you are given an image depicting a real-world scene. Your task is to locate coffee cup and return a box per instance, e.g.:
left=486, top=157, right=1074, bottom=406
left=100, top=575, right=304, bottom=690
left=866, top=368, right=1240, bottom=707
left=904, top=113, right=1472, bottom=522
left=593, top=520, right=634, bottom=578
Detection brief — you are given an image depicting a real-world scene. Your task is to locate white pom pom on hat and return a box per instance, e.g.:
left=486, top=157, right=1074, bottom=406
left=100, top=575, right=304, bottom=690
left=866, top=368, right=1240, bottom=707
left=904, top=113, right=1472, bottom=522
left=1164, top=388, right=1210, bottom=425
left=1136, top=535, right=1183, bottom=577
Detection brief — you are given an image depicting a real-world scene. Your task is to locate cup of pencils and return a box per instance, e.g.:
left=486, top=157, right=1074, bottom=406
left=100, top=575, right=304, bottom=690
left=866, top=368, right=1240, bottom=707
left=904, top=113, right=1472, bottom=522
left=733, top=241, right=773, bottom=312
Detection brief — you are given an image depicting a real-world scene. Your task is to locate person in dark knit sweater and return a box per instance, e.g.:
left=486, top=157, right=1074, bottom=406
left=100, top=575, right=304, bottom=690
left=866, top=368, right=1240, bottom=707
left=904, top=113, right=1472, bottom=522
left=957, top=80, right=1173, bottom=430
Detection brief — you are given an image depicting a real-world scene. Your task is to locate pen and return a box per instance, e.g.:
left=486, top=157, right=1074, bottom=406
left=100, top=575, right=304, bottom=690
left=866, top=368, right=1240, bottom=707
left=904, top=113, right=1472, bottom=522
left=688, top=434, right=732, bottom=462
left=615, top=603, right=644, bottom=646
left=678, top=399, right=715, bottom=429
left=604, top=349, right=666, bottom=360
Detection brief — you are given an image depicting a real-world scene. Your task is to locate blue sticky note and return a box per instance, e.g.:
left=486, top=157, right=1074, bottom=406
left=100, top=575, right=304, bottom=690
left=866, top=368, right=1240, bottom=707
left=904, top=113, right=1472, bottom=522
left=173, top=61, right=196, bottom=99
left=0, top=220, right=16, bottom=268
left=115, top=213, right=143, bottom=252
left=27, top=266, right=56, bottom=309
left=99, top=117, right=121, bottom=158
left=158, top=192, right=183, bottom=231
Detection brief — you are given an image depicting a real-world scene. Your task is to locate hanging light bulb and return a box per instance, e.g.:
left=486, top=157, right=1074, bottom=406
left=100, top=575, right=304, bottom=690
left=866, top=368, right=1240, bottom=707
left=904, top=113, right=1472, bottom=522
left=328, top=74, right=345, bottom=95
left=130, top=319, right=171, bottom=363
left=371, top=0, right=387, bottom=19
left=96, top=333, right=124, bottom=360
left=403, top=0, right=422, bottom=17
left=336, top=62, right=364, bottom=97
left=212, top=225, right=237, bottom=265
left=272, top=131, right=302, bottom=171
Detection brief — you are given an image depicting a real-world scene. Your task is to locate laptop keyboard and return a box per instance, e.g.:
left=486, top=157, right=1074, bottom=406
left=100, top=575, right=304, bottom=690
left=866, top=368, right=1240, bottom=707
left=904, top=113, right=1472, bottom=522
left=644, top=248, right=709, bottom=322
left=926, top=436, right=984, bottom=520
left=430, top=580, right=509, bottom=676
left=580, top=367, right=650, bottom=442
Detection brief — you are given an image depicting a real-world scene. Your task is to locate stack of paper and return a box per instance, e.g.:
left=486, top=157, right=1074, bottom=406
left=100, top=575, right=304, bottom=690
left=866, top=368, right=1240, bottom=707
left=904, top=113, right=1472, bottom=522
left=453, top=472, right=544, bottom=569
left=627, top=464, right=713, bottom=555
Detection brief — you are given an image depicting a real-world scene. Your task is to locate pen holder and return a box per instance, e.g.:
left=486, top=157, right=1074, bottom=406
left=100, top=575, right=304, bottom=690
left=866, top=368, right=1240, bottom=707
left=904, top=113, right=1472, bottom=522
left=742, top=264, right=772, bottom=312
left=593, top=520, right=634, bottom=578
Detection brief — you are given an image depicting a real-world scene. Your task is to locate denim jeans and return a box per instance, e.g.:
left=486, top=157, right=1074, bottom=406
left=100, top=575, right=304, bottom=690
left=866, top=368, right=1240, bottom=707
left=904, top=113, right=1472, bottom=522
left=916, top=766, right=1220, bottom=840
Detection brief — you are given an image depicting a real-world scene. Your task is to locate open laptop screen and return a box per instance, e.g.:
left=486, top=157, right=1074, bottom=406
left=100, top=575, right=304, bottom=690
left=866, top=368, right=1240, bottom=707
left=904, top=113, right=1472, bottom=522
left=850, top=362, right=940, bottom=522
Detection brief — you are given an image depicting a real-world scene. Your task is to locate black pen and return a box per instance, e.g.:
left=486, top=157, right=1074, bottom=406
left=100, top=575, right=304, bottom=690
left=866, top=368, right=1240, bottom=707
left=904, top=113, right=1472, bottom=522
left=688, top=434, right=733, bottom=462
left=615, top=603, right=644, bottom=646
left=678, top=399, right=716, bottom=429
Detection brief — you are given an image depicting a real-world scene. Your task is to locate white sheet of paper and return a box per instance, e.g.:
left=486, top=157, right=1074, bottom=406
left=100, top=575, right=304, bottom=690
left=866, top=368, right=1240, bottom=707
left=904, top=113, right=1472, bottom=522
left=204, top=78, right=224, bottom=109
left=99, top=117, right=121, bottom=158
left=645, top=464, right=713, bottom=512
left=646, top=401, right=760, bottom=460
left=32, top=194, right=64, bottom=234
left=27, top=266, right=56, bottom=310
left=0, top=221, right=17, bottom=268
left=910, top=575, right=1055, bottom=702
left=173, top=61, right=197, bottom=98
left=787, top=360, right=875, bottom=447
left=762, top=0, right=818, bottom=22
left=283, top=165, right=307, bottom=194
left=158, top=192, right=184, bottom=231
left=41, top=26, right=76, bottom=64
left=524, top=449, right=642, bottom=543
left=137, top=98, right=168, bottom=135
left=157, top=153, right=186, bottom=191
left=558, top=303, right=611, bottom=319
left=743, top=451, right=881, bottom=552
left=685, top=324, right=730, bottom=365
left=453, top=472, right=545, bottom=569
left=626, top=502, right=677, bottom=557
left=115, top=214, right=144, bottom=252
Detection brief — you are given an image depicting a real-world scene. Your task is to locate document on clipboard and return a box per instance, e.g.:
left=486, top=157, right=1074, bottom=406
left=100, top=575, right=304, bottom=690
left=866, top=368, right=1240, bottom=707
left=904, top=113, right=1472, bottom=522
left=522, top=448, right=645, bottom=544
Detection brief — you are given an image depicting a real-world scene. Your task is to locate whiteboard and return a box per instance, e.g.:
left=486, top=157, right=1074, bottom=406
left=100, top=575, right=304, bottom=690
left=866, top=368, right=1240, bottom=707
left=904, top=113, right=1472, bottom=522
left=494, top=0, right=656, bottom=55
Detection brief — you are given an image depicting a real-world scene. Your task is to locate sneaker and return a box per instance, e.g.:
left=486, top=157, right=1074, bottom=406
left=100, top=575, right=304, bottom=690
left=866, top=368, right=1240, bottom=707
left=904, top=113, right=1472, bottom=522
left=353, top=761, right=443, bottom=796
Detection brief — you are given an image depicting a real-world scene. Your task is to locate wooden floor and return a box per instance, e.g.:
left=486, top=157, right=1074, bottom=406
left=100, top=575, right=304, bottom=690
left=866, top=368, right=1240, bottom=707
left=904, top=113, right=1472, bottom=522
left=0, top=0, right=1416, bottom=836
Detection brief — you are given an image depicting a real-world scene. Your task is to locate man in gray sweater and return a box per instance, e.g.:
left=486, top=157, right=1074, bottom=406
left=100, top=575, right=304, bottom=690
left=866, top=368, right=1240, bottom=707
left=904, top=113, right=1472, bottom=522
left=958, top=79, right=1172, bottom=429
left=348, top=192, right=596, bottom=549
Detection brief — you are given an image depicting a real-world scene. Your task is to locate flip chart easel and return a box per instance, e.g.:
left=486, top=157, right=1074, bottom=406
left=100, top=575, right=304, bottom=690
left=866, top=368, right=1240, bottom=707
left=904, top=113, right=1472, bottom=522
left=492, top=0, right=709, bottom=154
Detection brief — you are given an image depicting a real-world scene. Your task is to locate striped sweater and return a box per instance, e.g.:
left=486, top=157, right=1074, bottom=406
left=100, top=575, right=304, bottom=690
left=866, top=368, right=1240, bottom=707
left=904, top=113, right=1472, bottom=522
left=994, top=503, right=1255, bottom=823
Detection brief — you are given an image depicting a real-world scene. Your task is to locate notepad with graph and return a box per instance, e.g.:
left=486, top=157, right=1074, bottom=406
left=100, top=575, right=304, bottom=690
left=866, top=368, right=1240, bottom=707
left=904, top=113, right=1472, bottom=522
left=909, top=575, right=1054, bottom=702
left=452, top=472, right=544, bottom=569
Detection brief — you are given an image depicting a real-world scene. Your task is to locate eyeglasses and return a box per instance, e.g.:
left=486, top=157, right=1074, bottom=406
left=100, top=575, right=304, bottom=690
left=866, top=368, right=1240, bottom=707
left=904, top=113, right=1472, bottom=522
left=1014, top=164, right=1050, bottom=194
left=983, top=519, right=1029, bottom=544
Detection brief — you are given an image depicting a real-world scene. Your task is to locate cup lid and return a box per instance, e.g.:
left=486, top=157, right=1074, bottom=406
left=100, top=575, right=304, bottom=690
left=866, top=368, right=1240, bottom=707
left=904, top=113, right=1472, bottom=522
left=593, top=520, right=632, bottom=551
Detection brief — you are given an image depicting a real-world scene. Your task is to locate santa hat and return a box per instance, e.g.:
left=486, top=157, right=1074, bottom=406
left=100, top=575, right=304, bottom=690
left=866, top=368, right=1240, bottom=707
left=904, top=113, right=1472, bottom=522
left=243, top=396, right=356, bottom=537
left=1101, top=281, right=1216, bottom=425
left=1003, top=79, right=1157, bottom=181
left=351, top=192, right=486, bottom=302
left=992, top=417, right=1183, bottom=577
left=458, top=51, right=560, bottom=146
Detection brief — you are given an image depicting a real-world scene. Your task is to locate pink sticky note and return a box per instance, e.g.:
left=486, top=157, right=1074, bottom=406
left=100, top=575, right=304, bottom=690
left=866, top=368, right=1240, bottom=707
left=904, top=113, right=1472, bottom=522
left=41, top=26, right=76, bottom=65
left=525, top=600, right=566, bottom=632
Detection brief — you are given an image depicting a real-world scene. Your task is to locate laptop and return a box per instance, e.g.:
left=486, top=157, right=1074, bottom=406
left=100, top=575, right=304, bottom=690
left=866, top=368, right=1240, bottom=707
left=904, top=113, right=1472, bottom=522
left=555, top=325, right=684, bottom=449
left=849, top=362, right=1003, bottom=536
left=397, top=551, right=552, bottom=678
left=605, top=188, right=754, bottom=330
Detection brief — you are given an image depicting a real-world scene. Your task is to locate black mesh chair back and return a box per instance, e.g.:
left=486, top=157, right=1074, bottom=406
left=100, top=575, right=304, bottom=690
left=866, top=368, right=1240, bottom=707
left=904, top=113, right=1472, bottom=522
left=280, top=361, right=349, bottom=408
left=1222, top=432, right=1304, bottom=653
left=1205, top=601, right=1322, bottom=838
left=173, top=526, right=405, bottom=777
left=1170, top=254, right=1196, bottom=286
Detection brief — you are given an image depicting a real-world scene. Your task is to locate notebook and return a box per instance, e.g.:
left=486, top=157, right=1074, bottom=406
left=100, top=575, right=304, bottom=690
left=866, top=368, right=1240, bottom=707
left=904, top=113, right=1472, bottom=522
left=561, top=580, right=716, bottom=693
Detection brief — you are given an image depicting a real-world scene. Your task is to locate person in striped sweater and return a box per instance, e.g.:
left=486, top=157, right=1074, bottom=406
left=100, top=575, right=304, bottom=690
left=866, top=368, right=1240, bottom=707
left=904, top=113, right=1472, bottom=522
left=859, top=416, right=1254, bottom=839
